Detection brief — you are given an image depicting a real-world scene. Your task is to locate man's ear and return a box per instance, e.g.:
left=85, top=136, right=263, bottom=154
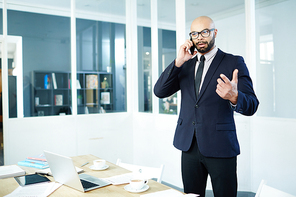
left=214, top=29, right=218, bottom=38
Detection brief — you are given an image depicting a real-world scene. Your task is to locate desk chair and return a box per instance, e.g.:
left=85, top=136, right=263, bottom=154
left=116, top=159, right=164, bottom=183
left=255, top=180, right=296, bottom=197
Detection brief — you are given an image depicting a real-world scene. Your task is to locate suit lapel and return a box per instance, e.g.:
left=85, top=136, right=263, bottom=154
left=197, top=49, right=225, bottom=102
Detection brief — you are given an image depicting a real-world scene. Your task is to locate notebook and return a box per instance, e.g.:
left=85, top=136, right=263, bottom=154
left=43, top=150, right=111, bottom=192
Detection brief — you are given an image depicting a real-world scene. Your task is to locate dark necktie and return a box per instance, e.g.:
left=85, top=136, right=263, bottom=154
left=195, top=55, right=205, bottom=98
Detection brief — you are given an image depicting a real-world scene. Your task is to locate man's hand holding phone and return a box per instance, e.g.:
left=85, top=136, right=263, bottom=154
left=175, top=39, right=197, bottom=67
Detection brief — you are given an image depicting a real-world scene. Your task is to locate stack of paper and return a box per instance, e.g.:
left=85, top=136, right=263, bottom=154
left=0, top=165, right=26, bottom=179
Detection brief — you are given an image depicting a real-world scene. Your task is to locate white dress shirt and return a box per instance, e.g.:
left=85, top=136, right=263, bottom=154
left=194, top=45, right=218, bottom=92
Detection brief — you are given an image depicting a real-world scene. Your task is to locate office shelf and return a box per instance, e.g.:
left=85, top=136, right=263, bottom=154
left=31, top=71, right=71, bottom=116
left=77, top=71, right=113, bottom=114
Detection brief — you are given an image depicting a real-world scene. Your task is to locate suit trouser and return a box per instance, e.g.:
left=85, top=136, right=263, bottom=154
left=181, top=136, right=237, bottom=197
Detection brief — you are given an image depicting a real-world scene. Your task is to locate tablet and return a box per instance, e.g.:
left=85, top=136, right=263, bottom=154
left=14, top=174, right=50, bottom=186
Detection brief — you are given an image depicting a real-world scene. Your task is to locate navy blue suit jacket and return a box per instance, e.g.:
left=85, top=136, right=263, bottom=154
left=154, top=49, right=259, bottom=158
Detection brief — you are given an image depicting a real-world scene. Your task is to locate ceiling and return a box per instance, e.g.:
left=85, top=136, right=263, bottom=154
left=1, top=0, right=285, bottom=49
left=7, top=0, right=247, bottom=24
left=5, top=0, right=286, bottom=25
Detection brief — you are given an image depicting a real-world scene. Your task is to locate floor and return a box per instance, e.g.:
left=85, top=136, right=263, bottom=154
left=162, top=181, right=256, bottom=197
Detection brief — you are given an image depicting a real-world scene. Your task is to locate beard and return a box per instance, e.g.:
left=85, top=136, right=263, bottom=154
left=195, top=36, right=215, bottom=54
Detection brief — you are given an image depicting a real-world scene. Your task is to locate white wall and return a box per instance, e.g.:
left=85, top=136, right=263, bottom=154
left=132, top=113, right=182, bottom=187
left=251, top=117, right=296, bottom=195
left=132, top=113, right=254, bottom=191
left=5, top=113, right=134, bottom=165
left=132, top=113, right=296, bottom=195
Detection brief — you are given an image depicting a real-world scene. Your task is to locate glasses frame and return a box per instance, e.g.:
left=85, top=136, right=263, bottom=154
left=189, top=28, right=215, bottom=39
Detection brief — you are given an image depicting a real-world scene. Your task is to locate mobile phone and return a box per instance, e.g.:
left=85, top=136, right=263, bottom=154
left=14, top=174, right=50, bottom=186
left=190, top=38, right=196, bottom=55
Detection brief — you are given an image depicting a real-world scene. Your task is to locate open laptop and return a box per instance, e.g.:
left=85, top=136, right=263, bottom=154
left=43, top=150, right=111, bottom=192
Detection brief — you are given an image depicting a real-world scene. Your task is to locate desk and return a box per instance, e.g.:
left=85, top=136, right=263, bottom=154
left=0, top=154, right=179, bottom=196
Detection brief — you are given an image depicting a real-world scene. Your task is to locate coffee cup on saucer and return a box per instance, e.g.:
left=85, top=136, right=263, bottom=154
left=129, top=178, right=148, bottom=190
left=93, top=159, right=106, bottom=169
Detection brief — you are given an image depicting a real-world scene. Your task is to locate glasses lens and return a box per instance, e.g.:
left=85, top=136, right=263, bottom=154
left=201, top=29, right=210, bottom=37
left=190, top=32, right=198, bottom=38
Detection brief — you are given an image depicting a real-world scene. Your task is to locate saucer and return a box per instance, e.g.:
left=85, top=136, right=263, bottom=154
left=89, top=165, right=109, bottom=171
left=124, top=184, right=149, bottom=193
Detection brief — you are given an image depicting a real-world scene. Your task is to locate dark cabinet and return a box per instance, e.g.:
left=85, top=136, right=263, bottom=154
left=32, top=71, right=71, bottom=116
left=32, top=71, right=113, bottom=116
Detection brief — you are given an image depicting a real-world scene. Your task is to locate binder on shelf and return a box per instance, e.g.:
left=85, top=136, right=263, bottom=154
left=55, top=95, right=63, bottom=106
left=44, top=74, right=51, bottom=89
left=86, top=75, right=98, bottom=89
left=76, top=79, right=81, bottom=89
left=68, top=79, right=71, bottom=89
left=101, top=92, right=110, bottom=104
left=86, top=89, right=97, bottom=107
left=52, top=73, right=57, bottom=89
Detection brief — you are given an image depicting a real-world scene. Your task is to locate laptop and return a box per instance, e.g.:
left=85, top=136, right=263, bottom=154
left=43, top=150, right=111, bottom=192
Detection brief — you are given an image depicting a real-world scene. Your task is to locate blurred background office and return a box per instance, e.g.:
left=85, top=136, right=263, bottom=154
left=0, top=0, right=295, bottom=195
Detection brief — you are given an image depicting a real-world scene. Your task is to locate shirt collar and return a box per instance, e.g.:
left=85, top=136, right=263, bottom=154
left=197, top=45, right=218, bottom=62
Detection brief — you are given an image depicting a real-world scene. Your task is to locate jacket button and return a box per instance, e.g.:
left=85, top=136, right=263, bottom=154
left=195, top=104, right=198, bottom=108
left=192, top=121, right=195, bottom=125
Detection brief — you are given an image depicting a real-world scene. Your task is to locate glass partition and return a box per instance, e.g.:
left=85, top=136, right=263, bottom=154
left=0, top=8, right=2, bottom=34
left=75, top=0, right=126, bottom=114
left=0, top=7, right=3, bottom=166
left=7, top=8, right=71, bottom=117
left=4, top=0, right=127, bottom=116
left=157, top=0, right=177, bottom=115
left=76, top=19, right=126, bottom=114
left=158, top=29, right=177, bottom=114
left=255, top=0, right=296, bottom=118
left=138, top=26, right=152, bottom=112
left=138, top=0, right=152, bottom=113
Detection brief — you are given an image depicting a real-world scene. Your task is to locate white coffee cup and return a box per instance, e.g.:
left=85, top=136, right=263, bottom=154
left=93, top=159, right=106, bottom=169
left=129, top=178, right=148, bottom=190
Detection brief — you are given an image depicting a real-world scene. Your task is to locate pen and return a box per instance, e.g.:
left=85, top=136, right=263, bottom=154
left=81, top=162, right=89, bottom=167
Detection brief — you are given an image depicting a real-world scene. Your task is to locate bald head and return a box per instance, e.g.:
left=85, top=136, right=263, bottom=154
left=191, top=16, right=215, bottom=32
left=190, top=16, right=217, bottom=54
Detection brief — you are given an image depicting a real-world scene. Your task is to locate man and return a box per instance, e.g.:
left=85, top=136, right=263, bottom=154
left=154, top=16, right=259, bottom=197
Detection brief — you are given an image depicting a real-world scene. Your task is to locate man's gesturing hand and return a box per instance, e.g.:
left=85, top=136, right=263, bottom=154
left=216, top=69, right=238, bottom=105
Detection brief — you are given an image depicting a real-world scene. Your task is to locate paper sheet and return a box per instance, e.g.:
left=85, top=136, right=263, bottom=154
left=102, top=173, right=133, bottom=185
left=4, top=182, right=62, bottom=197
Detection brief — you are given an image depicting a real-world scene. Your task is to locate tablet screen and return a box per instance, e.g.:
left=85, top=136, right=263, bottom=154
left=14, top=174, right=50, bottom=186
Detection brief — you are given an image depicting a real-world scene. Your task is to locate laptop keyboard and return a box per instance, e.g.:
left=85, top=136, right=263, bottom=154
left=80, top=179, right=99, bottom=189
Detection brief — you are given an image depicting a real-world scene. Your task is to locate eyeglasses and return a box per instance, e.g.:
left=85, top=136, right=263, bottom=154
left=189, top=28, right=215, bottom=39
